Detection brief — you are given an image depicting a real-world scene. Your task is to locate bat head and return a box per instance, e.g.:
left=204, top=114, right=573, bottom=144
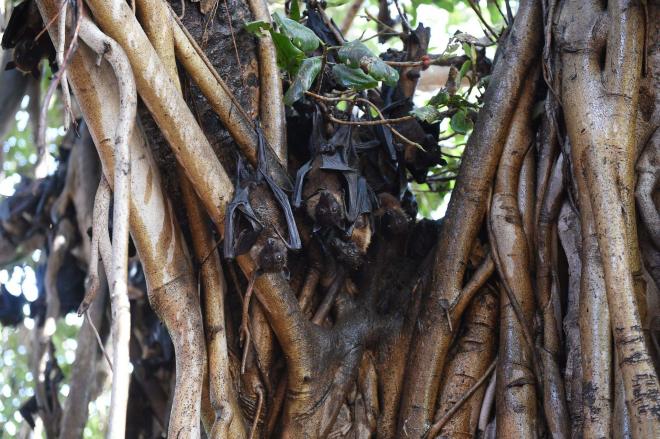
left=315, top=190, right=344, bottom=229
left=257, top=237, right=287, bottom=273
left=380, top=208, right=410, bottom=236
left=12, top=39, right=42, bottom=76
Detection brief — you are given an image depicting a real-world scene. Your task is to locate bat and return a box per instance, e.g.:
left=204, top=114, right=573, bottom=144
left=374, top=192, right=410, bottom=237
left=2, top=0, right=57, bottom=78
left=223, top=156, right=264, bottom=260
left=293, top=109, right=378, bottom=266
left=223, top=127, right=300, bottom=274
left=293, top=110, right=377, bottom=230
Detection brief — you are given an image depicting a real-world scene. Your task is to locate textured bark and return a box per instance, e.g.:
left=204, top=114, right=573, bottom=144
left=433, top=288, right=499, bottom=438
left=398, top=3, right=542, bottom=434
left=490, top=70, right=539, bottom=439
left=559, top=1, right=660, bottom=436
left=536, top=153, right=570, bottom=439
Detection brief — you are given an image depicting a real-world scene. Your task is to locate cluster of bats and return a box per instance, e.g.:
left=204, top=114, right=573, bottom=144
left=2, top=0, right=446, bottom=282
left=223, top=6, right=444, bottom=281
left=223, top=103, right=442, bottom=279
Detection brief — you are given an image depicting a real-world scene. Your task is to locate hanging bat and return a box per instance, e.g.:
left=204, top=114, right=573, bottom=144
left=2, top=0, right=57, bottom=78
left=223, top=156, right=263, bottom=260
left=374, top=192, right=410, bottom=237
left=293, top=110, right=376, bottom=230
left=293, top=110, right=377, bottom=266
left=223, top=127, right=300, bottom=274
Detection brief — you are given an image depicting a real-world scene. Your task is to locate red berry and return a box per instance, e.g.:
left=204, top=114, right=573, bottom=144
left=421, top=55, right=431, bottom=70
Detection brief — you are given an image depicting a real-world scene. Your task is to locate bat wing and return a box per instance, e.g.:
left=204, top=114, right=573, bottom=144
left=344, top=173, right=376, bottom=225
left=375, top=124, right=397, bottom=162
left=293, top=159, right=313, bottom=208
left=254, top=125, right=301, bottom=250
left=320, top=151, right=354, bottom=172
left=261, top=170, right=302, bottom=250
left=223, top=187, right=262, bottom=259
left=1, top=1, right=31, bottom=49
left=343, top=171, right=360, bottom=224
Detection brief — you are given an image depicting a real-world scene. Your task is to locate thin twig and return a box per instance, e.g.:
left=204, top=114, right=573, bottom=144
left=178, top=0, right=185, bottom=19
left=305, top=91, right=426, bottom=150
left=57, top=0, right=71, bottom=130
left=222, top=0, right=247, bottom=91
left=327, top=113, right=415, bottom=126
left=465, top=0, right=498, bottom=41
left=493, top=0, right=509, bottom=25
left=33, top=5, right=63, bottom=42
left=340, top=0, right=365, bottom=35
left=505, top=0, right=513, bottom=23
left=425, top=358, right=497, bottom=438
left=249, top=385, right=264, bottom=439
left=85, top=309, right=113, bottom=371
left=36, top=0, right=83, bottom=178
left=240, top=271, right=258, bottom=374
left=392, top=0, right=411, bottom=33
left=363, top=11, right=398, bottom=34
left=478, top=365, right=497, bottom=431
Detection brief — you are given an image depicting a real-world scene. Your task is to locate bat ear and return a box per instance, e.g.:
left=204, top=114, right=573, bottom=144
left=4, top=61, right=16, bottom=71
left=31, top=67, right=40, bottom=79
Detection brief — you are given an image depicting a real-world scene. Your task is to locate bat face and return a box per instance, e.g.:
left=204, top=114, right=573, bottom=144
left=11, top=39, right=43, bottom=78
left=376, top=192, right=410, bottom=237
left=380, top=209, right=409, bottom=236
left=257, top=237, right=287, bottom=273
left=314, top=190, right=345, bottom=229
left=328, top=234, right=363, bottom=270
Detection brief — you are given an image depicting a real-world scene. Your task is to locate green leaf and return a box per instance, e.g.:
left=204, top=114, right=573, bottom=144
left=290, top=0, right=301, bottom=21
left=458, top=60, right=472, bottom=82
left=270, top=30, right=305, bottom=73
left=284, top=56, right=322, bottom=106
left=429, top=90, right=450, bottom=107
left=411, top=106, right=442, bottom=124
left=325, top=0, right=351, bottom=5
left=437, top=0, right=455, bottom=11
left=448, top=94, right=470, bottom=108
left=332, top=65, right=378, bottom=91
left=244, top=20, right=271, bottom=35
left=336, top=100, right=349, bottom=112
left=450, top=109, right=473, bottom=134
left=272, top=11, right=321, bottom=53
left=337, top=40, right=399, bottom=86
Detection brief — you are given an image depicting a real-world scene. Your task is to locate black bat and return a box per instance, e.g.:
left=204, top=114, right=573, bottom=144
left=2, top=0, right=57, bottom=78
left=223, top=156, right=263, bottom=259
left=223, top=127, right=300, bottom=273
left=255, top=126, right=301, bottom=252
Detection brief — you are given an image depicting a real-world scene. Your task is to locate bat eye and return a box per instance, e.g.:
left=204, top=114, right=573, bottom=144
left=267, top=238, right=276, bottom=246
left=275, top=254, right=283, bottom=262
left=330, top=206, right=338, bottom=213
